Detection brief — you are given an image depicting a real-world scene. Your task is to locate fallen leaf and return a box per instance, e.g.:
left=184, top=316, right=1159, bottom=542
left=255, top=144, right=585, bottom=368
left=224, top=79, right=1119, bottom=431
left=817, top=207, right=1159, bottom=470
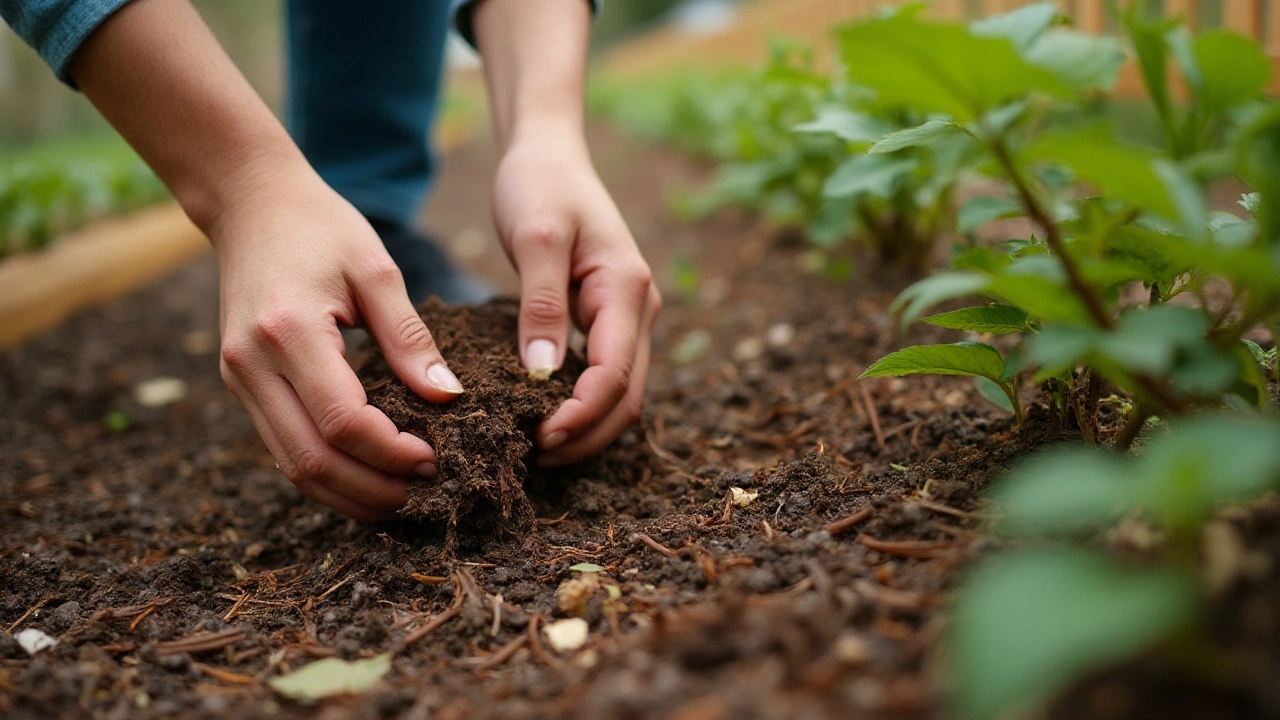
left=268, top=654, right=391, bottom=702
left=730, top=487, right=759, bottom=507
left=543, top=618, right=589, bottom=653
left=16, top=628, right=58, bottom=656
left=133, top=377, right=188, bottom=408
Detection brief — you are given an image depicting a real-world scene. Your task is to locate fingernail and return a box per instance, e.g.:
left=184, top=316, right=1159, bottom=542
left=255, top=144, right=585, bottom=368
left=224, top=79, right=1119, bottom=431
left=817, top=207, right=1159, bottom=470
left=525, top=339, right=558, bottom=381
left=543, top=430, right=568, bottom=450
left=427, top=363, right=464, bottom=394
left=415, top=462, right=437, bottom=477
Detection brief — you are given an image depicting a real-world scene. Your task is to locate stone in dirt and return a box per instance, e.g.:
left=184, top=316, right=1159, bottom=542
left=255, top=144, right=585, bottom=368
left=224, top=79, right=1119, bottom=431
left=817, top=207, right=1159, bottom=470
left=357, top=298, right=584, bottom=547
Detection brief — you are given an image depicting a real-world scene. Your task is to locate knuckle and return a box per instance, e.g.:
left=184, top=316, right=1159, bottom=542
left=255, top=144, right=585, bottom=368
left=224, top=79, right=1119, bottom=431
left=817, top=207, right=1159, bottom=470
left=317, top=403, right=358, bottom=446
left=394, top=314, right=437, bottom=353
left=284, top=447, right=327, bottom=485
left=219, top=339, right=253, bottom=377
left=253, top=309, right=301, bottom=348
left=522, top=287, right=568, bottom=327
left=363, top=260, right=404, bottom=288
left=603, top=364, right=632, bottom=401
left=515, top=219, right=564, bottom=251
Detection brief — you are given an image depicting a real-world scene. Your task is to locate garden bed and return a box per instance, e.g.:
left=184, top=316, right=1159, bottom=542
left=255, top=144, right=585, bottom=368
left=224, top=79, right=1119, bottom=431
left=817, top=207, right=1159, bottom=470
left=2, top=123, right=1278, bottom=720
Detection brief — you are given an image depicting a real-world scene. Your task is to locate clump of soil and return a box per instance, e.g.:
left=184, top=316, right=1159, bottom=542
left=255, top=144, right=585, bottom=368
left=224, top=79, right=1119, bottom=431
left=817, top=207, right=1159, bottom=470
left=357, top=298, right=584, bottom=543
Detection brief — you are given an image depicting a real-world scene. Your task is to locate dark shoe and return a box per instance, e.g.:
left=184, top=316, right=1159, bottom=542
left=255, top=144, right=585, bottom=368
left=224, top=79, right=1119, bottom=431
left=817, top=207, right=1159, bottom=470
left=368, top=219, right=494, bottom=306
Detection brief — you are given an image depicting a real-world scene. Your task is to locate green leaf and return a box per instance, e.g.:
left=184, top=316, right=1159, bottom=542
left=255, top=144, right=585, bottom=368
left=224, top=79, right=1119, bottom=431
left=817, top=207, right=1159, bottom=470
left=792, top=109, right=891, bottom=144
left=1240, top=192, right=1262, bottom=216
left=970, top=2, right=1058, bottom=50
left=1024, top=30, right=1126, bottom=90
left=1027, top=305, right=1208, bottom=377
left=974, top=376, right=1014, bottom=411
left=1191, top=30, right=1271, bottom=116
left=1024, top=126, right=1207, bottom=231
left=838, top=13, right=1068, bottom=122
left=1236, top=104, right=1280, bottom=246
left=1136, top=415, right=1280, bottom=529
left=922, top=305, right=1032, bottom=334
left=1123, top=11, right=1177, bottom=135
left=569, top=562, right=606, bottom=573
left=958, top=196, right=1023, bottom=233
left=952, top=549, right=1196, bottom=720
left=891, top=271, right=991, bottom=324
left=822, top=153, right=918, bottom=199
left=860, top=342, right=1005, bottom=382
left=269, top=654, right=391, bottom=703
left=993, top=450, right=1131, bottom=535
left=868, top=119, right=965, bottom=154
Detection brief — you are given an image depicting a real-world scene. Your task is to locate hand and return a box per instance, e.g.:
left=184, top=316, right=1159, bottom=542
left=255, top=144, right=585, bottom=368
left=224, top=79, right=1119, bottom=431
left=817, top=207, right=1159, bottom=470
left=213, top=172, right=466, bottom=521
left=492, top=136, right=661, bottom=465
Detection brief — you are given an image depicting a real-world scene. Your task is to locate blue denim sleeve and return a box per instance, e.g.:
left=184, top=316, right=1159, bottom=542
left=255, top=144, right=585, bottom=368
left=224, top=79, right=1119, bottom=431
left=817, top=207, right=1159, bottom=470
left=450, top=0, right=601, bottom=50
left=0, top=0, right=137, bottom=84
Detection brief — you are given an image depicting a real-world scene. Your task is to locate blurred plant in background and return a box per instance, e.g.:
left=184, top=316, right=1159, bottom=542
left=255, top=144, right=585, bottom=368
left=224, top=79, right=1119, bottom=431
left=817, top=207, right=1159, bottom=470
left=0, top=137, right=167, bottom=256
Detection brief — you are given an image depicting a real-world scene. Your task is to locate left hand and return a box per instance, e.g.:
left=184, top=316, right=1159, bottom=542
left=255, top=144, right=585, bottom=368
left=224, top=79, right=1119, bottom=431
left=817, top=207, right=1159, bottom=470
left=491, top=135, right=661, bottom=466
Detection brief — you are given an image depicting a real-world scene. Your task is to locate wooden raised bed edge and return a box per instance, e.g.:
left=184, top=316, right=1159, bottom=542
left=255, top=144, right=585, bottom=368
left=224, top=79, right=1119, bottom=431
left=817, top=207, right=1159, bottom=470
left=0, top=203, right=208, bottom=352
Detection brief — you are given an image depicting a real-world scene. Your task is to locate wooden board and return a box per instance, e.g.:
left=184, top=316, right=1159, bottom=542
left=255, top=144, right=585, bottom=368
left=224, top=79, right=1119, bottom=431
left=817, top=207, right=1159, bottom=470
left=0, top=203, right=208, bottom=351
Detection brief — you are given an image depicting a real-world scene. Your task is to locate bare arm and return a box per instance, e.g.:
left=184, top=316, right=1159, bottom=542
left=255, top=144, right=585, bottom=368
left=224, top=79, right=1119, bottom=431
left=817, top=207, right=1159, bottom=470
left=69, top=0, right=464, bottom=520
left=474, top=0, right=661, bottom=465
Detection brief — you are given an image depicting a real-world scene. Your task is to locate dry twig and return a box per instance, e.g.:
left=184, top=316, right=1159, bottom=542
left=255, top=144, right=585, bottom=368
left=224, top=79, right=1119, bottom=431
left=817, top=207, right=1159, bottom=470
left=823, top=507, right=873, bottom=536
left=155, top=628, right=246, bottom=657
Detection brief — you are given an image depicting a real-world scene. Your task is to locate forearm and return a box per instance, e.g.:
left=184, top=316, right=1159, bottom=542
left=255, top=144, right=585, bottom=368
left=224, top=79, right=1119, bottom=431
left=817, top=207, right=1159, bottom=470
left=471, top=0, right=591, bottom=152
left=67, top=0, right=313, bottom=237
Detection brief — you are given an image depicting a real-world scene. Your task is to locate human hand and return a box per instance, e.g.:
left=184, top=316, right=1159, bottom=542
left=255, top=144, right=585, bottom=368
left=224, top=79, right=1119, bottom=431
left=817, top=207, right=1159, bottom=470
left=491, top=135, right=661, bottom=465
left=213, top=173, right=465, bottom=521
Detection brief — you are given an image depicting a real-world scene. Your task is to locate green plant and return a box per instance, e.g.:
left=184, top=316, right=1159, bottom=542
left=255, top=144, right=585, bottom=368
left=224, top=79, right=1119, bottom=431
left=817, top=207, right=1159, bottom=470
left=952, top=414, right=1280, bottom=719
left=0, top=134, right=167, bottom=257
left=853, top=3, right=1275, bottom=445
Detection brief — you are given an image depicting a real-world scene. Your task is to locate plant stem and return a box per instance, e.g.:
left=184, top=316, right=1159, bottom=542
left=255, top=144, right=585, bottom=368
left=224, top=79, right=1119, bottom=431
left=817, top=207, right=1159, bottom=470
left=1114, top=403, right=1152, bottom=452
left=991, top=139, right=1188, bottom=415
left=1002, top=379, right=1025, bottom=427
left=990, top=139, right=1114, bottom=331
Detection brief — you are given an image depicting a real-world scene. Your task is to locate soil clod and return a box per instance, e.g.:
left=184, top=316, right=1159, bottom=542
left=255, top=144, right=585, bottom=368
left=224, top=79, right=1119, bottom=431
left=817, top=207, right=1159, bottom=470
left=357, top=298, right=584, bottom=546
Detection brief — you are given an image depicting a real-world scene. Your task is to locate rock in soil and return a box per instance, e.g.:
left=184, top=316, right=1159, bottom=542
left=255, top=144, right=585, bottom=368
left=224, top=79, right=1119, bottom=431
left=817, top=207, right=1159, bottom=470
left=357, top=298, right=584, bottom=545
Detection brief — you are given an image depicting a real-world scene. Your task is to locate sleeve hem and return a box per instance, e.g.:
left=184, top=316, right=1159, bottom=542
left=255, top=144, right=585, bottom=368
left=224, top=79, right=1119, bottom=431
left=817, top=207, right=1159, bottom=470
left=47, top=0, right=139, bottom=86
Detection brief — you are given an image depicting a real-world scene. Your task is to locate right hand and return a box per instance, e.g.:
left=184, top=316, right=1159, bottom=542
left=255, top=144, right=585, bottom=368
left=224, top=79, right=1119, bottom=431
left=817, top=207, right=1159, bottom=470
left=212, top=174, right=465, bottom=521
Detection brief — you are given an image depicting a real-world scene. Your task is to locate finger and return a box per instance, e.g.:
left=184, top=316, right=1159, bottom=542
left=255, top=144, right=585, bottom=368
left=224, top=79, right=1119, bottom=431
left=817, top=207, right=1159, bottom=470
left=509, top=222, right=574, bottom=377
left=224, top=359, right=409, bottom=513
left=350, top=260, right=464, bottom=403
left=273, top=322, right=437, bottom=477
left=539, top=309, right=652, bottom=466
left=539, top=270, right=653, bottom=451
left=222, top=369, right=399, bottom=522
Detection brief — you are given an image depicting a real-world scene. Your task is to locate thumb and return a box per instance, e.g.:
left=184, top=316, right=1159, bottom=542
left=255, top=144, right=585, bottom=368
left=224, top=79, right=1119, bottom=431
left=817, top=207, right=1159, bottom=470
left=512, top=227, right=573, bottom=380
left=354, top=262, right=463, bottom=403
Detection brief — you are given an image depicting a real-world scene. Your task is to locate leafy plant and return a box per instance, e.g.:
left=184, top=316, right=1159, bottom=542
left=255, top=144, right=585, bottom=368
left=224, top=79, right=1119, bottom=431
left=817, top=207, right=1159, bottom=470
left=0, top=135, right=167, bottom=257
left=851, top=3, right=1276, bottom=445
left=952, top=414, right=1280, bottom=719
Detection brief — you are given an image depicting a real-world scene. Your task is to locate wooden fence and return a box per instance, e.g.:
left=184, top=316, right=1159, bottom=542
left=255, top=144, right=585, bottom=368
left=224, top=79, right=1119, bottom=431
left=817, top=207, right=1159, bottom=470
left=602, top=0, right=1280, bottom=97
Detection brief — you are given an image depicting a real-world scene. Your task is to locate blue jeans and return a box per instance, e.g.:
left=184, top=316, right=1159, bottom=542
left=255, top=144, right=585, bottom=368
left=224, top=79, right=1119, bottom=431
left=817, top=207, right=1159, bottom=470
left=285, top=0, right=451, bottom=229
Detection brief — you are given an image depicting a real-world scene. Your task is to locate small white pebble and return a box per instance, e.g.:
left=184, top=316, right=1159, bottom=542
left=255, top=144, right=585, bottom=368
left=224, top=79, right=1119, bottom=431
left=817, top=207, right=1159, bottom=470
left=16, top=628, right=57, bottom=655
left=766, top=322, right=795, bottom=348
left=133, top=377, right=188, bottom=408
left=544, top=618, right=589, bottom=653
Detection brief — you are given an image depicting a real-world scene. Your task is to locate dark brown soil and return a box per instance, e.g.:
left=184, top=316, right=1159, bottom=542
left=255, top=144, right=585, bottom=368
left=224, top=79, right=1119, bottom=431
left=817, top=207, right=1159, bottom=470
left=2, top=123, right=1278, bottom=720
left=357, top=298, right=583, bottom=545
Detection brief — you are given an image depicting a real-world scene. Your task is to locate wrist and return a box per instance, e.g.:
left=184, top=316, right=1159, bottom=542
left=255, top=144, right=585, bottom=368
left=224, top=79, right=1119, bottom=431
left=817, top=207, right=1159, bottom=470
left=505, top=116, right=589, bottom=160
left=173, top=136, right=317, bottom=238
